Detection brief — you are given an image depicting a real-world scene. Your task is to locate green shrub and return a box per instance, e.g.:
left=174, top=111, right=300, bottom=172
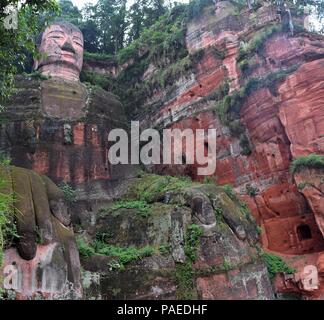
left=290, top=154, right=324, bottom=173
left=101, top=200, right=151, bottom=218
left=203, top=176, right=217, bottom=184
left=80, top=70, right=114, bottom=91
left=93, top=241, right=155, bottom=267
left=262, top=252, right=295, bottom=279
left=159, top=244, right=171, bottom=255
left=0, top=163, right=15, bottom=267
left=222, top=259, right=233, bottom=271
left=222, top=184, right=236, bottom=200
left=59, top=182, right=77, bottom=204
left=237, top=25, right=281, bottom=64
left=174, top=262, right=196, bottom=299
left=76, top=235, right=155, bottom=268
left=130, top=174, right=195, bottom=203
left=214, top=206, right=223, bottom=223
left=0, top=154, right=11, bottom=166
left=297, top=182, right=313, bottom=190
left=187, top=0, right=214, bottom=20
left=84, top=51, right=115, bottom=62
left=76, top=236, right=95, bottom=258
left=184, top=224, right=203, bottom=262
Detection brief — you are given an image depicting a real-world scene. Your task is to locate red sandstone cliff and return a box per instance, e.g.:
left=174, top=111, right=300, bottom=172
left=105, top=1, right=324, bottom=298
left=1, top=1, right=324, bottom=300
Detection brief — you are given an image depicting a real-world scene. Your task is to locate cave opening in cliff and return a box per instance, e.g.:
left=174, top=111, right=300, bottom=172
left=297, top=225, right=312, bottom=241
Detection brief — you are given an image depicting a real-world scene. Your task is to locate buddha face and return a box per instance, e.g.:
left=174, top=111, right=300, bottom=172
left=36, top=21, right=84, bottom=81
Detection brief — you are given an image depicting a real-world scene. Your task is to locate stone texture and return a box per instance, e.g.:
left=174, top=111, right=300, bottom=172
left=81, top=174, right=273, bottom=300
left=0, top=165, right=81, bottom=299
left=122, top=2, right=324, bottom=298
left=0, top=76, right=129, bottom=191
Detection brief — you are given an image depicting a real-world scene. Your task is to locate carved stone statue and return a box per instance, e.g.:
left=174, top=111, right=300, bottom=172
left=34, top=21, right=84, bottom=81
left=0, top=165, right=81, bottom=299
left=34, top=21, right=87, bottom=119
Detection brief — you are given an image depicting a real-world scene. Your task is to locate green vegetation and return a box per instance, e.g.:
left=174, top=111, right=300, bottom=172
left=76, top=236, right=96, bottom=258
left=174, top=224, right=203, bottom=299
left=297, top=181, right=317, bottom=190
left=261, top=252, right=295, bottom=279
left=80, top=70, right=115, bottom=92
left=237, top=25, right=281, bottom=74
left=0, top=0, right=59, bottom=108
left=94, top=241, right=155, bottom=268
left=203, top=176, right=217, bottom=184
left=222, top=184, right=236, bottom=200
left=59, top=182, right=77, bottom=204
left=23, top=71, right=49, bottom=81
left=116, top=8, right=188, bottom=66
left=129, top=174, right=195, bottom=203
left=174, top=262, right=196, bottom=299
left=159, top=244, right=171, bottom=255
left=111, top=7, right=191, bottom=117
left=212, top=66, right=299, bottom=155
left=222, top=259, right=233, bottom=271
left=256, top=226, right=263, bottom=236
left=100, top=200, right=151, bottom=218
left=290, top=154, right=324, bottom=173
left=84, top=51, right=115, bottom=62
left=184, top=224, right=203, bottom=262
left=76, top=235, right=155, bottom=270
left=0, top=163, right=15, bottom=267
left=187, top=0, right=214, bottom=20
left=0, top=154, right=11, bottom=167
left=214, top=206, right=224, bottom=223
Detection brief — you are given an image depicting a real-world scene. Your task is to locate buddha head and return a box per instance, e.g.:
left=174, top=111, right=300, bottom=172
left=35, top=21, right=84, bottom=81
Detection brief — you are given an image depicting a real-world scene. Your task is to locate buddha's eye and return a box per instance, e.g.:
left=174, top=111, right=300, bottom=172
left=73, top=41, right=83, bottom=47
left=73, top=38, right=83, bottom=47
left=50, top=35, right=63, bottom=40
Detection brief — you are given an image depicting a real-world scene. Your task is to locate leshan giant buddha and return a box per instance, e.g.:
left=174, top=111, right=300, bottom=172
left=34, top=21, right=84, bottom=82
left=0, top=18, right=128, bottom=261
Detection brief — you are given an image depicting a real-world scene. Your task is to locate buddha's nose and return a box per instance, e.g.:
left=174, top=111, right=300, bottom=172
left=61, top=39, right=75, bottom=54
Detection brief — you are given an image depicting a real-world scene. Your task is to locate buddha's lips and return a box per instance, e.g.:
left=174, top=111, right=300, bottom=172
left=61, top=51, right=76, bottom=58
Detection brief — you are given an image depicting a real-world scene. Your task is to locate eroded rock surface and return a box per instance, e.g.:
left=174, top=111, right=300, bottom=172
left=79, top=174, right=273, bottom=300
left=0, top=165, right=81, bottom=299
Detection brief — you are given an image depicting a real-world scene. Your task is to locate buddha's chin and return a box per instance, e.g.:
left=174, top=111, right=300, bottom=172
left=38, top=63, right=81, bottom=81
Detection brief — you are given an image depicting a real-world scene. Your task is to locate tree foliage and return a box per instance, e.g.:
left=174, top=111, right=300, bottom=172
left=0, top=0, right=59, bottom=105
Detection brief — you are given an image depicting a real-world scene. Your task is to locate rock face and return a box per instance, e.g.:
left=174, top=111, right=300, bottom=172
left=0, top=165, right=81, bottom=299
left=0, top=76, right=129, bottom=189
left=111, top=2, right=324, bottom=298
left=80, top=174, right=273, bottom=300
left=1, top=2, right=324, bottom=300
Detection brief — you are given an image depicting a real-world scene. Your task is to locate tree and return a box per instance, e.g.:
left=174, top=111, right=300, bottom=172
left=94, top=0, right=128, bottom=54
left=80, top=3, right=100, bottom=52
left=143, top=0, right=167, bottom=28
left=127, top=0, right=167, bottom=43
left=127, top=0, right=146, bottom=43
left=58, top=0, right=82, bottom=26
left=0, top=0, right=59, bottom=105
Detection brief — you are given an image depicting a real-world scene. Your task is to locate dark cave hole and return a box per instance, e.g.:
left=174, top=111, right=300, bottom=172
left=297, top=224, right=312, bottom=241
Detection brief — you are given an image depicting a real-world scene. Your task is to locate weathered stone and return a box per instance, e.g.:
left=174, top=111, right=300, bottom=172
left=0, top=165, right=81, bottom=299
